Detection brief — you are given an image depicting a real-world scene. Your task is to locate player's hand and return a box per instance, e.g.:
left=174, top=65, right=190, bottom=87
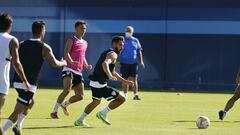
left=115, top=62, right=121, bottom=68
left=86, top=64, right=92, bottom=71
left=23, top=81, right=31, bottom=91
left=61, top=58, right=67, bottom=66
left=140, top=62, right=145, bottom=69
left=109, top=75, right=117, bottom=81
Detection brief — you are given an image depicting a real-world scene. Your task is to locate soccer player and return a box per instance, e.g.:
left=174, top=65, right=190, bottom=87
left=0, top=13, right=30, bottom=135
left=119, top=26, right=145, bottom=100
left=219, top=69, right=240, bottom=120
left=2, top=21, right=67, bottom=135
left=74, top=36, right=134, bottom=127
left=50, top=20, right=92, bottom=119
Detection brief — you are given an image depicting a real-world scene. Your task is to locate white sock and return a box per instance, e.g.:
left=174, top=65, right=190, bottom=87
left=124, top=93, right=128, bottom=98
left=134, top=93, right=138, bottom=96
left=52, top=102, right=61, bottom=113
left=78, top=112, right=88, bottom=122
left=3, top=119, right=13, bottom=133
left=17, top=114, right=26, bottom=129
left=62, top=100, right=71, bottom=107
left=101, top=106, right=111, bottom=115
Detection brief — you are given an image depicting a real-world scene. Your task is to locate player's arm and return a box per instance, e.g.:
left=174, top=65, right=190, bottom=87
left=9, top=38, right=30, bottom=90
left=112, top=70, right=134, bottom=86
left=83, top=57, right=92, bottom=70
left=137, top=39, right=145, bottom=68
left=42, top=43, right=67, bottom=68
left=138, top=50, right=145, bottom=68
left=64, top=38, right=78, bottom=66
left=102, top=52, right=117, bottom=81
left=236, top=68, right=240, bottom=84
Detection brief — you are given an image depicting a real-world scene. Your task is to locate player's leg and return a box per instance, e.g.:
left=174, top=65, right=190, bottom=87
left=4, top=89, right=34, bottom=135
left=14, top=98, right=34, bottom=130
left=61, top=74, right=84, bottom=116
left=129, top=76, right=140, bottom=100
left=130, top=63, right=141, bottom=100
left=51, top=74, right=72, bottom=118
left=75, top=100, right=101, bottom=127
left=96, top=87, right=126, bottom=125
left=219, top=85, right=240, bottom=120
left=3, top=102, right=26, bottom=134
left=120, top=63, right=130, bottom=98
left=0, top=94, right=6, bottom=135
left=75, top=87, right=102, bottom=127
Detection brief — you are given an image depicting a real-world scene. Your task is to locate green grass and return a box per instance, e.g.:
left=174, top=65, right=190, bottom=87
left=2, top=88, right=240, bottom=135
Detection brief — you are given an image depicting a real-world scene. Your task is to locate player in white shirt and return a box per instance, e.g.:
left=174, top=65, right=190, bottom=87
left=0, top=13, right=30, bottom=135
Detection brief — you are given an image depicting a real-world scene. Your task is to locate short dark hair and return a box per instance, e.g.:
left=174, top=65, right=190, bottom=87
left=112, top=36, right=124, bottom=45
left=32, top=21, right=45, bottom=36
left=75, top=20, right=87, bottom=28
left=0, top=13, right=13, bottom=32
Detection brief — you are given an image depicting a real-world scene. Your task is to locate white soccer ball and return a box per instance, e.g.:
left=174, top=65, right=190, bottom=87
left=196, top=116, right=210, bottom=129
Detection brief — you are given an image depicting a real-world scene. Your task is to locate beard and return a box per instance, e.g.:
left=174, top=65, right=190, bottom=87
left=114, top=48, right=121, bottom=54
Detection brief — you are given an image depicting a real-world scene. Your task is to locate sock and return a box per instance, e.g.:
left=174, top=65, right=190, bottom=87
left=17, top=114, right=26, bottom=129
left=124, top=93, right=128, bottom=98
left=78, top=112, right=88, bottom=122
left=62, top=100, right=71, bottom=108
left=101, top=106, right=111, bottom=115
left=134, top=93, right=138, bottom=96
left=3, top=119, right=13, bottom=133
left=52, top=102, right=61, bottom=113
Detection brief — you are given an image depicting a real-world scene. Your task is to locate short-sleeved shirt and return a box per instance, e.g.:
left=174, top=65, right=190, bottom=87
left=120, top=36, right=142, bottom=64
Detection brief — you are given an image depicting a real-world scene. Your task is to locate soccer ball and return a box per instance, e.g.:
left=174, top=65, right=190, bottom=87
left=196, top=116, right=210, bottom=129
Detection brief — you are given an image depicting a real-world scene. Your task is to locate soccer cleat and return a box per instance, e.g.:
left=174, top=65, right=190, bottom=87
left=133, top=95, right=141, bottom=100
left=12, top=125, right=22, bottom=135
left=50, top=112, right=59, bottom=119
left=74, top=120, right=90, bottom=127
left=218, top=110, right=226, bottom=120
left=61, top=104, right=70, bottom=116
left=96, top=112, right=111, bottom=125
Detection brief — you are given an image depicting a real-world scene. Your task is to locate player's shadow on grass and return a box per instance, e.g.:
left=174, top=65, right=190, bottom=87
left=23, top=125, right=94, bottom=130
left=174, top=120, right=240, bottom=123
left=1, top=117, right=52, bottom=120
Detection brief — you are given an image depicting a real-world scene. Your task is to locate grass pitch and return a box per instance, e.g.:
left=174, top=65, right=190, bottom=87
left=2, top=88, right=240, bottom=135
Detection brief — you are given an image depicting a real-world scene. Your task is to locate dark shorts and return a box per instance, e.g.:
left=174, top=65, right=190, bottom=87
left=62, top=71, right=84, bottom=87
left=91, top=86, right=120, bottom=101
left=120, top=63, right=138, bottom=78
left=16, top=88, right=34, bottom=106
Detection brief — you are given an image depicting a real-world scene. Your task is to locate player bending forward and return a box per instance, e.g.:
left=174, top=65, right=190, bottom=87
left=74, top=36, right=134, bottom=127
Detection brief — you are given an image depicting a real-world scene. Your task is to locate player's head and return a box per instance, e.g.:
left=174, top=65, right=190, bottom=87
left=112, top=36, right=124, bottom=54
left=0, top=13, right=13, bottom=33
left=32, top=21, right=45, bottom=40
left=75, top=20, right=87, bottom=37
left=125, top=26, right=134, bottom=38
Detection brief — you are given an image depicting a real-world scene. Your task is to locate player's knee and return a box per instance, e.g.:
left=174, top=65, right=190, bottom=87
left=119, top=96, right=126, bottom=103
left=93, top=100, right=101, bottom=105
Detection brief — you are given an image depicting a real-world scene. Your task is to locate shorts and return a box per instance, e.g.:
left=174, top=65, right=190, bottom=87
left=62, top=71, right=84, bottom=88
left=120, top=63, right=138, bottom=78
left=16, top=88, right=34, bottom=106
left=91, top=86, right=119, bottom=101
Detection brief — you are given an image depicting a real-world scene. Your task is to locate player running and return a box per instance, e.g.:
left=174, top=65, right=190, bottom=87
left=74, top=36, right=134, bottom=127
left=50, top=20, right=92, bottom=119
left=2, top=21, right=66, bottom=135
left=219, top=69, right=240, bottom=120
